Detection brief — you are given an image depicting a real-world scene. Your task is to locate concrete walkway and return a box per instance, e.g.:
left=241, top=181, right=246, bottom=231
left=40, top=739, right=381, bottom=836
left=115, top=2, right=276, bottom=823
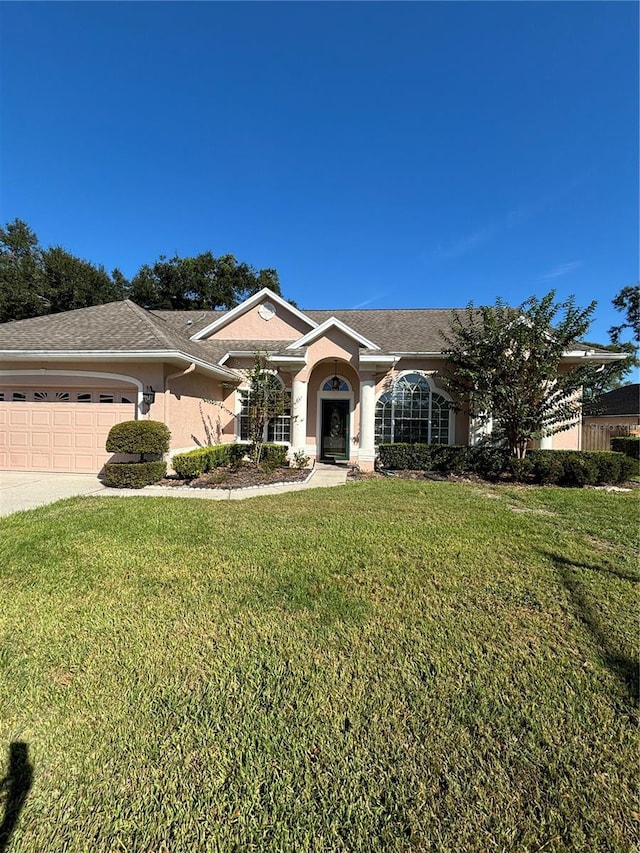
left=0, top=463, right=348, bottom=516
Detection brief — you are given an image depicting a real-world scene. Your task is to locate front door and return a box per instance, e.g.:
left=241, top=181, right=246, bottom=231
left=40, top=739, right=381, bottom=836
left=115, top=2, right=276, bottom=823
left=320, top=399, right=350, bottom=461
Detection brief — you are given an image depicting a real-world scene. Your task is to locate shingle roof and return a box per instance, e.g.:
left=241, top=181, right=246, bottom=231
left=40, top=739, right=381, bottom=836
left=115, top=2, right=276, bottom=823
left=594, top=383, right=640, bottom=417
left=152, top=306, right=458, bottom=352
left=0, top=300, right=618, bottom=365
left=0, top=300, right=235, bottom=376
left=0, top=301, right=174, bottom=351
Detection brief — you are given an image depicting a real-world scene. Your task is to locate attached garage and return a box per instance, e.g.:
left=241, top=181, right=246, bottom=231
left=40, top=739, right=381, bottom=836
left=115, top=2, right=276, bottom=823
left=0, top=386, right=137, bottom=473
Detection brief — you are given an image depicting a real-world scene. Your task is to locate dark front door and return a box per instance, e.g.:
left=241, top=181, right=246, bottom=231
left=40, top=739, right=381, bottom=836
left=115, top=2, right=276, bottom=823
left=320, top=399, right=350, bottom=461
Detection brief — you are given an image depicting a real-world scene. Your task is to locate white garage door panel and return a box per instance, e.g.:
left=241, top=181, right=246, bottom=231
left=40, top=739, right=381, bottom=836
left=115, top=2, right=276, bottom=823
left=0, top=402, right=134, bottom=473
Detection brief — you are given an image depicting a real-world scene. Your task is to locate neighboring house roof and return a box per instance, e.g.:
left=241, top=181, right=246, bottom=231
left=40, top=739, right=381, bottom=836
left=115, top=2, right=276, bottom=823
left=592, top=384, right=640, bottom=417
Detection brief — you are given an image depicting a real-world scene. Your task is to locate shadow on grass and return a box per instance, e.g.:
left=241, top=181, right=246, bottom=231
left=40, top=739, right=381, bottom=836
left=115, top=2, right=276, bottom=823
left=0, top=742, right=33, bottom=853
left=546, top=552, right=639, bottom=706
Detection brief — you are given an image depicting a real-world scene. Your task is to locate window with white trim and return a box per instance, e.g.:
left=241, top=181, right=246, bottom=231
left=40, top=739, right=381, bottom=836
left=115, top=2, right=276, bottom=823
left=322, top=377, right=349, bottom=392
left=238, top=375, right=291, bottom=443
left=375, top=372, right=451, bottom=445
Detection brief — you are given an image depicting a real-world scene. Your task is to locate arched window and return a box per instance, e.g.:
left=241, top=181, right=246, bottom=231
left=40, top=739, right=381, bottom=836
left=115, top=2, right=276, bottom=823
left=239, top=374, right=292, bottom=443
left=322, top=377, right=349, bottom=392
left=375, top=373, right=451, bottom=445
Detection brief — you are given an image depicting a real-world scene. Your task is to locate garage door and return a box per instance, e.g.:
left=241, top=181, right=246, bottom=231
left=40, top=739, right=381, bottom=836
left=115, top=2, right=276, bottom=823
left=0, top=389, right=136, bottom=473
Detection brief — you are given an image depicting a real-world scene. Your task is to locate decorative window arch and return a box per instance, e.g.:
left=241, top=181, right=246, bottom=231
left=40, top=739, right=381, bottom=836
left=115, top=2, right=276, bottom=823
left=238, top=373, right=292, bottom=443
left=322, top=376, right=349, bottom=392
left=375, top=372, right=452, bottom=445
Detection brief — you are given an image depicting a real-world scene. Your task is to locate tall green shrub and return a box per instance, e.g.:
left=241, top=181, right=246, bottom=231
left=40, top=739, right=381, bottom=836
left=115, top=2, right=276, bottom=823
left=611, top=436, right=640, bottom=460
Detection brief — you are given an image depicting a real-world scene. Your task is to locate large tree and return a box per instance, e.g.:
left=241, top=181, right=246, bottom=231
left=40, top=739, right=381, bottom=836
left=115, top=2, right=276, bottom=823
left=0, top=219, right=48, bottom=322
left=442, top=291, right=601, bottom=458
left=42, top=247, right=125, bottom=315
left=0, top=218, right=127, bottom=322
left=609, top=283, right=640, bottom=345
left=0, top=217, right=283, bottom=321
left=128, top=252, right=281, bottom=311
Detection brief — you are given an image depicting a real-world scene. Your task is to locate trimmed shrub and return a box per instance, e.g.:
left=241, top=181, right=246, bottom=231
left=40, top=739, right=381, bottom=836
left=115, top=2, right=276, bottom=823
left=618, top=455, right=636, bottom=481
left=469, top=446, right=511, bottom=480
left=172, top=447, right=212, bottom=479
left=260, top=444, right=289, bottom=469
left=106, top=420, right=170, bottom=458
left=558, top=452, right=599, bottom=487
left=591, top=452, right=622, bottom=485
left=508, top=457, right=534, bottom=482
left=611, top=436, right=640, bottom=460
left=528, top=451, right=565, bottom=485
left=103, top=461, right=166, bottom=488
left=378, top=444, right=632, bottom=487
left=430, top=445, right=470, bottom=474
left=172, top=443, right=253, bottom=479
left=378, top=444, right=434, bottom=470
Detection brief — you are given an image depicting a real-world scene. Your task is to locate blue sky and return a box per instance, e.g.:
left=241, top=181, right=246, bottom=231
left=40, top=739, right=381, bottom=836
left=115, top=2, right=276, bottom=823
left=1, top=2, right=637, bottom=342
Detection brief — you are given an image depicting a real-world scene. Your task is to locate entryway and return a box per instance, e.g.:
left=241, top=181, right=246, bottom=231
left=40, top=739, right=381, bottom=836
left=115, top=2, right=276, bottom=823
left=320, top=399, right=350, bottom=461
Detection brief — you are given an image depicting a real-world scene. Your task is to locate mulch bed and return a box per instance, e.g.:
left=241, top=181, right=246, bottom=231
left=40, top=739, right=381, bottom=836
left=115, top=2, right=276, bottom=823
left=160, top=465, right=310, bottom=490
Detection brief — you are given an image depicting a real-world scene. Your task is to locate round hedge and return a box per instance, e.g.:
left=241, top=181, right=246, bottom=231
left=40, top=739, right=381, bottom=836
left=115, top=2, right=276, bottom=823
left=106, top=420, right=171, bottom=456
left=103, top=461, right=167, bottom=489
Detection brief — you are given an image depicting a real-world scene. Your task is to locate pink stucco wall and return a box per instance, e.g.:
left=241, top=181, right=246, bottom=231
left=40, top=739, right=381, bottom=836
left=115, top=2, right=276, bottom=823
left=208, top=303, right=311, bottom=341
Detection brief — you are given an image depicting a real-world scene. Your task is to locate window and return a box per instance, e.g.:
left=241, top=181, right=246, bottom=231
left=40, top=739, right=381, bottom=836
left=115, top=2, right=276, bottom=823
left=32, top=390, right=70, bottom=402
left=77, top=393, right=92, bottom=403
left=239, top=375, right=291, bottom=443
left=375, top=373, right=451, bottom=445
left=322, top=378, right=349, bottom=392
left=99, top=394, right=114, bottom=404
left=12, top=392, right=27, bottom=402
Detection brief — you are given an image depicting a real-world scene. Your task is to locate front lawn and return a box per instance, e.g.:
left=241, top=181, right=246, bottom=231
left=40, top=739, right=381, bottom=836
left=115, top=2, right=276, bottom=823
left=0, top=481, right=637, bottom=852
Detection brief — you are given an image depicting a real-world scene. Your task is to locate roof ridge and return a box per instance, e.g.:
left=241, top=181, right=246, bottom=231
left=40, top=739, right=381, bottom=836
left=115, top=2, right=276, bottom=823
left=123, top=300, right=181, bottom=349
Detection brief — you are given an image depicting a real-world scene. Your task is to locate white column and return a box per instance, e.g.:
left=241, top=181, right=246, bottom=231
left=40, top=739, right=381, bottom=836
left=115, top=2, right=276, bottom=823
left=540, top=433, right=553, bottom=449
left=468, top=414, right=493, bottom=445
left=291, top=376, right=308, bottom=454
left=359, top=373, right=376, bottom=466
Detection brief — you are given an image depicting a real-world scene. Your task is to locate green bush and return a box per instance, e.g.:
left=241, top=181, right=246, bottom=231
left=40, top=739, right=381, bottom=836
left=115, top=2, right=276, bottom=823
left=430, top=445, right=470, bottom=474
left=378, top=444, right=434, bottom=470
left=527, top=450, right=633, bottom=486
left=106, top=420, right=171, bottom=458
left=528, top=451, right=565, bottom=485
left=611, top=436, right=640, bottom=460
left=103, top=461, right=166, bottom=488
left=558, top=452, right=599, bottom=487
left=172, top=443, right=250, bottom=479
left=172, top=447, right=211, bottom=479
left=259, top=444, right=289, bottom=469
left=508, top=457, right=534, bottom=482
left=619, top=455, right=636, bottom=481
left=469, top=446, right=511, bottom=480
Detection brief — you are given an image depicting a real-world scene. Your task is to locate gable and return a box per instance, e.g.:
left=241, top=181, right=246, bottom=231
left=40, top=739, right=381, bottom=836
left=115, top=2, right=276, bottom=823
left=190, top=288, right=317, bottom=341
left=206, top=299, right=313, bottom=341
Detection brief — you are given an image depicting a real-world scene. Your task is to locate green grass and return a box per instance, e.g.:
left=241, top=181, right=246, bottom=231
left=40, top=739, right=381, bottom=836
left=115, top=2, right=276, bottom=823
left=0, top=481, right=638, bottom=852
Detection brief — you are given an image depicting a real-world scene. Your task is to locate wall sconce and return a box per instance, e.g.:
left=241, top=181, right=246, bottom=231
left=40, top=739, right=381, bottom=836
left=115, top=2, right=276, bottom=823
left=142, top=385, right=156, bottom=406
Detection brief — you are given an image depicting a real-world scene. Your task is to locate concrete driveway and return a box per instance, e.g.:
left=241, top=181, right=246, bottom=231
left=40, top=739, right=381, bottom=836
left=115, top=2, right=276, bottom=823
left=0, top=471, right=106, bottom=517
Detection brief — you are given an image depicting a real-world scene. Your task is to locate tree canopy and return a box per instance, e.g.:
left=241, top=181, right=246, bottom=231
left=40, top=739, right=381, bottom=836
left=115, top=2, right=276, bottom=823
left=0, top=218, right=282, bottom=322
left=129, top=252, right=281, bottom=311
left=442, top=291, right=603, bottom=458
left=609, top=283, right=640, bottom=345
